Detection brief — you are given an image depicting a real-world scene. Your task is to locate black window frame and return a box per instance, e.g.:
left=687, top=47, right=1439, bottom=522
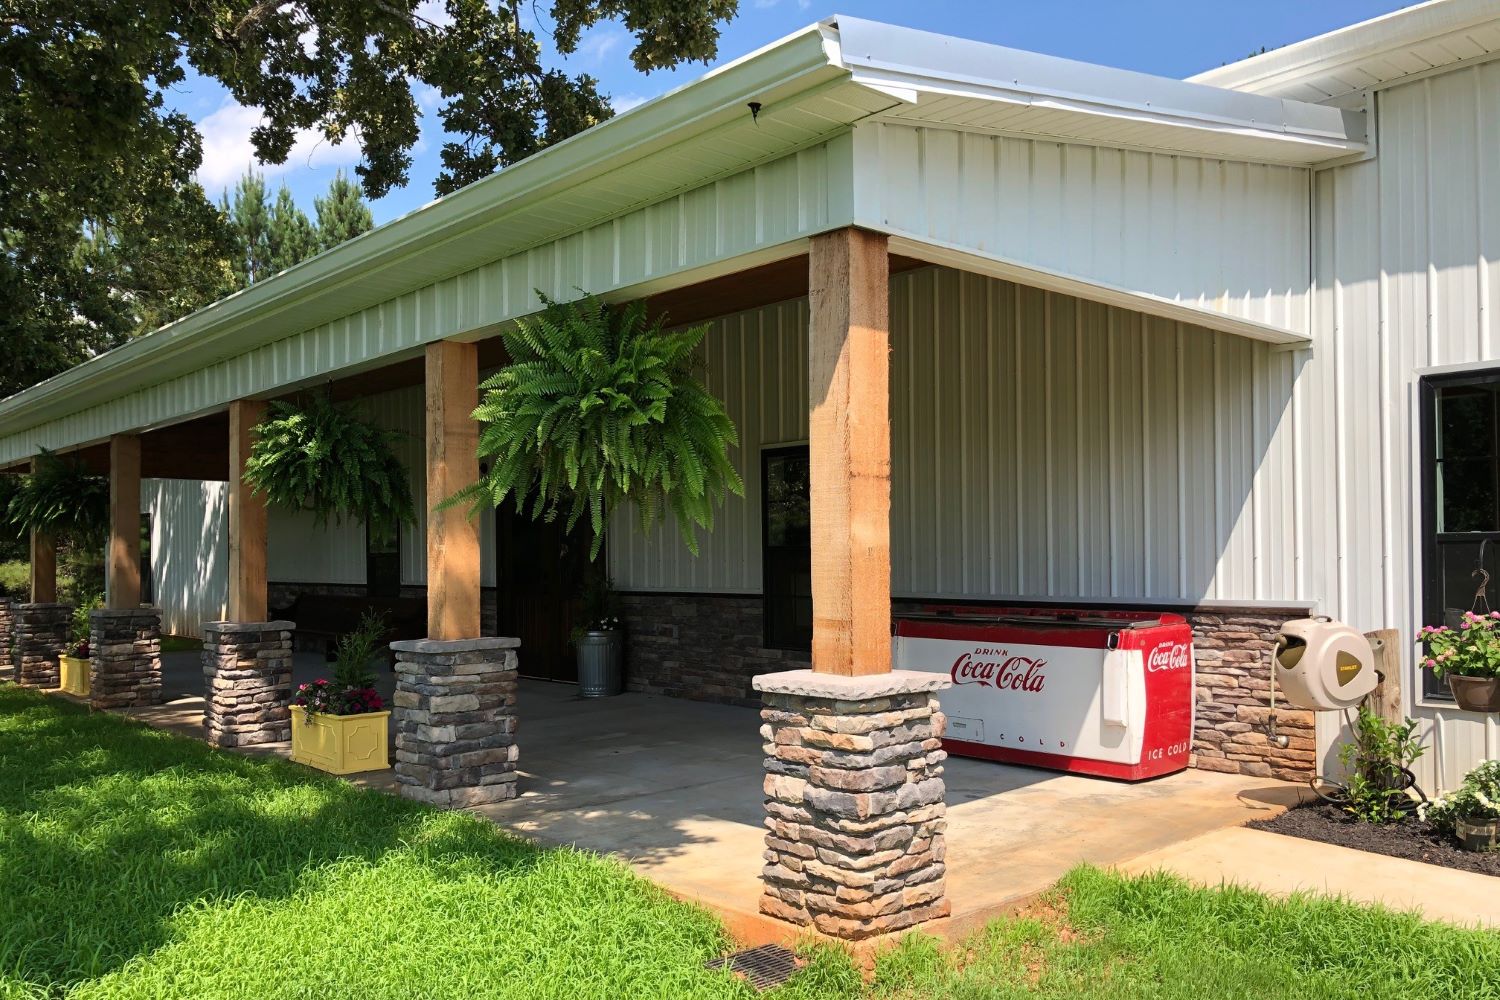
left=761, top=443, right=812, bottom=654
left=1419, top=368, right=1500, bottom=701
left=365, top=519, right=402, bottom=599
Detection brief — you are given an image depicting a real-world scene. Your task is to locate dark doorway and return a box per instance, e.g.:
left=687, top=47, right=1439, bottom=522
left=494, top=502, right=589, bottom=682
left=366, top=521, right=401, bottom=599
left=762, top=445, right=812, bottom=652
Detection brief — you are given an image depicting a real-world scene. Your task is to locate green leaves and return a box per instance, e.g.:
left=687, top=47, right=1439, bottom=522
left=241, top=394, right=415, bottom=546
left=2, top=449, right=109, bottom=547
left=453, top=293, right=742, bottom=561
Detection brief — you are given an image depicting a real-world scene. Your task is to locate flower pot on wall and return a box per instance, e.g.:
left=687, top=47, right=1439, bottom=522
left=59, top=654, right=90, bottom=697
left=1447, top=674, right=1500, bottom=713
left=290, top=709, right=391, bottom=775
left=576, top=630, right=623, bottom=698
left=1456, top=816, right=1499, bottom=853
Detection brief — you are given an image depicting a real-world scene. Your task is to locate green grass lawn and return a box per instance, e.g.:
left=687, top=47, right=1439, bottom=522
left=2, top=684, right=1497, bottom=1000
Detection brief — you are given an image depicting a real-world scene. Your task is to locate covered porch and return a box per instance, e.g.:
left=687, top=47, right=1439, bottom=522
left=125, top=647, right=1297, bottom=941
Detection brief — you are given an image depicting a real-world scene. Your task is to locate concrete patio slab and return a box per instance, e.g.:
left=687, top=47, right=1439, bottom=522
left=1119, top=826, right=1500, bottom=930
left=105, top=649, right=1310, bottom=941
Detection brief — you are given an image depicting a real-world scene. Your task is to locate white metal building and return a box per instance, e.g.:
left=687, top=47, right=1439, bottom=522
left=3, top=1, right=1499, bottom=791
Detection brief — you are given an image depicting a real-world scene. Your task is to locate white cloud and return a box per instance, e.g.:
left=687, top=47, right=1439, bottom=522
left=576, top=26, right=627, bottom=64
left=413, top=0, right=454, bottom=28
left=754, top=0, right=811, bottom=8
left=611, top=93, right=650, bottom=114
left=195, top=98, right=362, bottom=194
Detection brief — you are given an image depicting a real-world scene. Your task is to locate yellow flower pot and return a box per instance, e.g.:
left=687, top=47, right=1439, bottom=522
left=290, top=709, right=391, bottom=775
left=59, top=655, right=90, bottom=697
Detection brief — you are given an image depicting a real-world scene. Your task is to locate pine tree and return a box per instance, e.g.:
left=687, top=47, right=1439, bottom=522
left=266, top=184, right=319, bottom=275
left=315, top=171, right=374, bottom=251
left=227, top=170, right=271, bottom=286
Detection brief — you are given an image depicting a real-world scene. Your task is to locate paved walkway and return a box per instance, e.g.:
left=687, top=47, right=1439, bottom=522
left=111, top=650, right=1317, bottom=941
left=1119, top=826, right=1500, bottom=930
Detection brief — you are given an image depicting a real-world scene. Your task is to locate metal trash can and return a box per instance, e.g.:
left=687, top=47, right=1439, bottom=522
left=576, top=629, right=624, bottom=697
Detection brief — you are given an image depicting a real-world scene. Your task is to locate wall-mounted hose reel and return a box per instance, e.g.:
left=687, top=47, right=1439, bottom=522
left=1274, top=617, right=1379, bottom=712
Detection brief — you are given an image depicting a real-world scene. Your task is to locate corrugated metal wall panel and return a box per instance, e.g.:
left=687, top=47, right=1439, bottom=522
left=609, top=265, right=1295, bottom=605
left=852, top=122, right=1312, bottom=336
left=143, top=479, right=227, bottom=638
left=0, top=140, right=845, bottom=468
left=1311, top=60, right=1500, bottom=791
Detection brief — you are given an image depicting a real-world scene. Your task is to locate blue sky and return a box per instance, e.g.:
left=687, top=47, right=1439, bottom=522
left=174, top=1, right=1415, bottom=226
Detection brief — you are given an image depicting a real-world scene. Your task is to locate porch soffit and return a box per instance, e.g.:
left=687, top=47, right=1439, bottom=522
left=884, top=233, right=1312, bottom=349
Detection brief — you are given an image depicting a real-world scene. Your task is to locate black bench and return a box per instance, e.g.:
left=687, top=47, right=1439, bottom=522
left=271, top=593, right=426, bottom=662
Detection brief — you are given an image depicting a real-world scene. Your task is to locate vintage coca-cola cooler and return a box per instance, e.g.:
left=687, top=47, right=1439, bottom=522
left=894, top=608, right=1195, bottom=781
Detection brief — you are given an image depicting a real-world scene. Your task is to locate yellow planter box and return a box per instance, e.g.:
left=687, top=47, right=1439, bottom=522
left=59, top=655, right=90, bottom=697
left=290, top=709, right=392, bottom=775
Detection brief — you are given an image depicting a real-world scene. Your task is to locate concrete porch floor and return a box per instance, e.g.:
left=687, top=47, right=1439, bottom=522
left=120, top=649, right=1305, bottom=940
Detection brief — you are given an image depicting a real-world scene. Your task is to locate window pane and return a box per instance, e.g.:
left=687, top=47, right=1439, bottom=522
left=1437, top=388, right=1498, bottom=532
left=765, top=454, right=810, bottom=549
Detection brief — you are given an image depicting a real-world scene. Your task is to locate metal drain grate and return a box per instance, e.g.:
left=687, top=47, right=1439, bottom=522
left=705, top=944, right=802, bottom=992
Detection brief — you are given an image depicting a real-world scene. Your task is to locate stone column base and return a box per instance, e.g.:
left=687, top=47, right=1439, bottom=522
left=754, top=669, right=952, bottom=940
left=89, top=608, right=163, bottom=708
left=17, top=603, right=71, bottom=689
left=391, top=636, right=520, bottom=808
left=0, top=597, right=14, bottom=679
left=202, top=621, right=294, bottom=747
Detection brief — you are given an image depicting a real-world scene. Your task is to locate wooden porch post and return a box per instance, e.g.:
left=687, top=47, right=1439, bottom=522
left=807, top=227, right=891, bottom=676
left=425, top=340, right=481, bottom=640
left=106, top=433, right=142, bottom=609
left=29, top=527, right=56, bottom=604
left=227, top=399, right=268, bottom=622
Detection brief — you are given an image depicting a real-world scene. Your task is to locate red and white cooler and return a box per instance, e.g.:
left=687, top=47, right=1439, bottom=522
left=894, top=608, right=1195, bottom=781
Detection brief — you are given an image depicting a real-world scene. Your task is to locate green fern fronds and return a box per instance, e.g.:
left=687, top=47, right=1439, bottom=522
left=447, top=292, right=742, bottom=560
left=3, top=448, right=109, bottom=546
left=241, top=393, right=415, bottom=545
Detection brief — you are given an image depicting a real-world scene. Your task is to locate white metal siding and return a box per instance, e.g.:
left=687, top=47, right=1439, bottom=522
left=608, top=266, right=1296, bottom=605
left=0, top=139, right=847, bottom=468
left=143, top=479, right=227, bottom=637
left=1309, top=60, right=1500, bottom=790
left=852, top=123, right=1312, bottom=336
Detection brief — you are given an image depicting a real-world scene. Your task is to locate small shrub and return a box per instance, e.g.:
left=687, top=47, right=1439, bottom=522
left=1424, top=760, right=1500, bottom=834
left=1337, top=705, right=1425, bottom=824
left=0, top=560, right=27, bottom=599
left=292, top=610, right=386, bottom=718
left=67, top=595, right=102, bottom=657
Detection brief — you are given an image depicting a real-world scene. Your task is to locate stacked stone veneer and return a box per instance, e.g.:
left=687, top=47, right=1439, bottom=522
left=202, top=621, right=294, bottom=747
left=755, top=669, right=952, bottom=940
left=620, top=593, right=809, bottom=706
left=391, top=636, right=520, bottom=807
left=1188, top=608, right=1315, bottom=781
left=88, top=608, right=162, bottom=709
left=16, top=603, right=70, bottom=689
left=0, top=597, right=14, bottom=680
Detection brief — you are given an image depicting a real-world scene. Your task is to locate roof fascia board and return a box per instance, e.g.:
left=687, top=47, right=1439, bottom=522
left=1189, top=0, right=1500, bottom=98
left=883, top=232, right=1312, bottom=348
left=832, top=15, right=1364, bottom=152
left=0, top=22, right=844, bottom=429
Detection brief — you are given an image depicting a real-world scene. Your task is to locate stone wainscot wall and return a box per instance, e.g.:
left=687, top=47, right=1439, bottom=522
left=619, top=592, right=1314, bottom=780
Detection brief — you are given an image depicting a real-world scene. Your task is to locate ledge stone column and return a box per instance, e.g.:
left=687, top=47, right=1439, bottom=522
left=202, top=620, right=294, bottom=747
left=89, top=608, right=163, bottom=709
left=16, top=603, right=71, bottom=689
left=754, top=669, right=952, bottom=940
left=391, top=636, right=520, bottom=807
left=0, top=597, right=14, bottom=680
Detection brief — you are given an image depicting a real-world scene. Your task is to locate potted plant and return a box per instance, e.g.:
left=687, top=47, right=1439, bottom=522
left=1424, top=760, right=1500, bottom=852
left=289, top=610, right=391, bottom=775
left=574, top=572, right=622, bottom=698
left=58, top=599, right=96, bottom=697
left=1420, top=612, right=1500, bottom=712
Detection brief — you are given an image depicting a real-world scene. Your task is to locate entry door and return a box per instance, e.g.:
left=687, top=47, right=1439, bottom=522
left=762, top=445, right=813, bottom=652
left=495, top=502, right=588, bottom=682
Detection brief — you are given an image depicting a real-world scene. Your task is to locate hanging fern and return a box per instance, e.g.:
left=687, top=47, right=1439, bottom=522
left=449, top=293, right=743, bottom=560
left=241, top=393, right=415, bottom=545
left=4, top=448, right=108, bottom=545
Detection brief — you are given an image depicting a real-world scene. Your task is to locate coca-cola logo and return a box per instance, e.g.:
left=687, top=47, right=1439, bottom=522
left=950, top=648, right=1046, bottom=692
left=1147, top=642, right=1191, bottom=672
